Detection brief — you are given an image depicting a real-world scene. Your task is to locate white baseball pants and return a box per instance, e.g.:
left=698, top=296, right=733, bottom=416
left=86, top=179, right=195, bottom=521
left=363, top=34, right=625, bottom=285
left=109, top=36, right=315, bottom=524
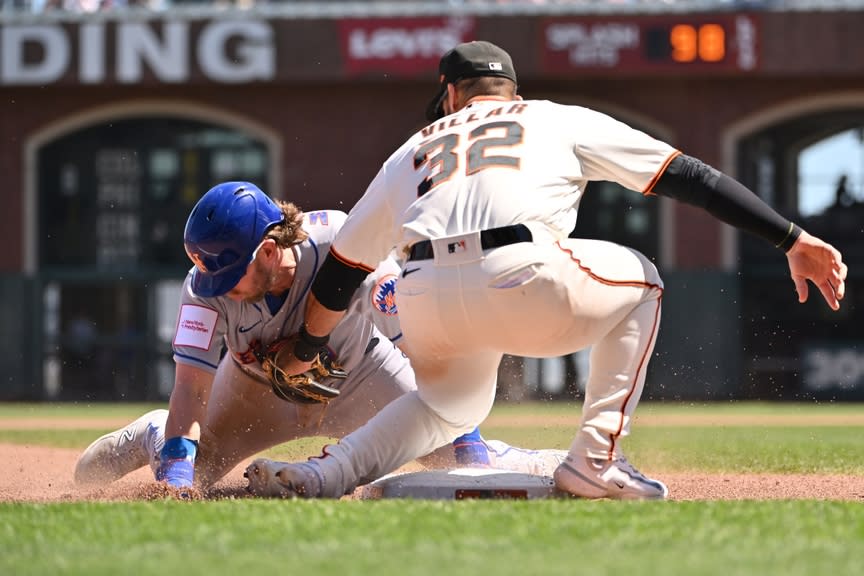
left=313, top=231, right=663, bottom=495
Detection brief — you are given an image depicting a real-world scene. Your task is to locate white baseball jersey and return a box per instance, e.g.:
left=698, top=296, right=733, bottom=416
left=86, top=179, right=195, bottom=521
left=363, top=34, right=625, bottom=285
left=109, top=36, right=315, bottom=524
left=172, top=209, right=394, bottom=382
left=302, top=98, right=678, bottom=496
left=332, top=99, right=678, bottom=268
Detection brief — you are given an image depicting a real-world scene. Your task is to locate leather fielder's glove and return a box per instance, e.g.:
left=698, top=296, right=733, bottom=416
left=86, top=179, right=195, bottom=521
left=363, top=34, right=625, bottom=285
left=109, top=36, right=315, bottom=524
left=260, top=336, right=347, bottom=404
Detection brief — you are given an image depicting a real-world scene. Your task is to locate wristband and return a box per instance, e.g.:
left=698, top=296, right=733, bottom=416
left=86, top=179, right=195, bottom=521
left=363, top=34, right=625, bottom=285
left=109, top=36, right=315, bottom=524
left=776, top=222, right=803, bottom=252
left=157, top=436, right=198, bottom=488
left=294, top=324, right=330, bottom=362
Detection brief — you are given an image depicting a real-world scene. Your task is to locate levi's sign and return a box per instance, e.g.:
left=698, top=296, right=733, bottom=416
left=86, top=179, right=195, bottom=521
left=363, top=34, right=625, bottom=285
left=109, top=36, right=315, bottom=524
left=340, top=17, right=475, bottom=76
left=0, top=19, right=275, bottom=85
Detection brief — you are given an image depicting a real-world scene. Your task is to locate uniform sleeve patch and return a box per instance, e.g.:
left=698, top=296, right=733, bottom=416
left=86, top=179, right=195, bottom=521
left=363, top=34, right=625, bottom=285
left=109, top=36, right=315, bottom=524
left=372, top=274, right=399, bottom=316
left=173, top=304, right=219, bottom=350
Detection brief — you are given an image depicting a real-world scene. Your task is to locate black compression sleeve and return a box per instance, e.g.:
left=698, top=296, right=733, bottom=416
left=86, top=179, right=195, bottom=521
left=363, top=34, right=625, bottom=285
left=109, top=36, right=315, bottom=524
left=654, top=154, right=802, bottom=251
left=310, top=250, right=373, bottom=312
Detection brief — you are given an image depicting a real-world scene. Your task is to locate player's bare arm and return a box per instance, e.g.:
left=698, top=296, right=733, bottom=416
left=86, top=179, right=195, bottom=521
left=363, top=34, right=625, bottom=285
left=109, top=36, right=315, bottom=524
left=158, top=364, right=215, bottom=488
left=164, top=364, right=214, bottom=442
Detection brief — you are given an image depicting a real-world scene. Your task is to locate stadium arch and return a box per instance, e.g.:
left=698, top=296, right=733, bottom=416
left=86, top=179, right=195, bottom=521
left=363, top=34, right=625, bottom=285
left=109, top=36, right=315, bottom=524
left=22, top=100, right=282, bottom=400
left=720, top=91, right=864, bottom=400
left=23, top=99, right=283, bottom=274
left=720, top=91, right=864, bottom=270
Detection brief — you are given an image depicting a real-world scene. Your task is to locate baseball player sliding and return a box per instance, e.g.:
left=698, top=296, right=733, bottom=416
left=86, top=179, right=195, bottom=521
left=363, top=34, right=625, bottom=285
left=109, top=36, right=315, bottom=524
left=74, top=182, right=566, bottom=493
left=245, top=41, right=847, bottom=500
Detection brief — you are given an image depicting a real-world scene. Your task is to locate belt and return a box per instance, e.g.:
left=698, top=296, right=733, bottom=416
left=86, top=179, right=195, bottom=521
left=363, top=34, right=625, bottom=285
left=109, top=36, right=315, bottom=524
left=407, top=224, right=533, bottom=262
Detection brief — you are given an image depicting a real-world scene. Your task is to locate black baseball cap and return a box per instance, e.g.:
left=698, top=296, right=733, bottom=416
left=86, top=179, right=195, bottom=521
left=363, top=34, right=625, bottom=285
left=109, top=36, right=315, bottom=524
left=425, top=41, right=517, bottom=122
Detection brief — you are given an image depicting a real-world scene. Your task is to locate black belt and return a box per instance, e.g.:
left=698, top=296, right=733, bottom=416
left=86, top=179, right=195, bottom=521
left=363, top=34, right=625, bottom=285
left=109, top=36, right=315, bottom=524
left=407, top=224, right=533, bottom=262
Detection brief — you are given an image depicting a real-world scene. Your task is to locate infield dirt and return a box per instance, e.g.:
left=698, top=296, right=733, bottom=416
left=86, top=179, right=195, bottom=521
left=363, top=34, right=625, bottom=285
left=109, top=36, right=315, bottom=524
left=1, top=414, right=863, bottom=502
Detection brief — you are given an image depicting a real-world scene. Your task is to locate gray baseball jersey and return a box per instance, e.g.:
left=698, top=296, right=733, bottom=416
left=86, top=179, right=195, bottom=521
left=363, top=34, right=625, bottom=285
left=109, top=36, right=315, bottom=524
left=172, top=209, right=390, bottom=382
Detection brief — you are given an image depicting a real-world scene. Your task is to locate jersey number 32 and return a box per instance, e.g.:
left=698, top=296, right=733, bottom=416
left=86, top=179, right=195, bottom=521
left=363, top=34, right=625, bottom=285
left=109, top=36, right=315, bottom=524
left=413, top=120, right=524, bottom=197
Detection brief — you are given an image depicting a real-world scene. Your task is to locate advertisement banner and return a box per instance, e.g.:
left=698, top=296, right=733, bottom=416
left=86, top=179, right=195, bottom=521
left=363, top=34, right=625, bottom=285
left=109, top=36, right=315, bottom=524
left=339, top=17, right=475, bottom=77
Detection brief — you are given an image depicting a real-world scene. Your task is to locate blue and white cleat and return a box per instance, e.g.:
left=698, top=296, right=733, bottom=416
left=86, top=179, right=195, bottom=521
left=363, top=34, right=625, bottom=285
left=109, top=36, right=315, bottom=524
left=74, top=409, right=167, bottom=486
left=484, top=440, right=567, bottom=477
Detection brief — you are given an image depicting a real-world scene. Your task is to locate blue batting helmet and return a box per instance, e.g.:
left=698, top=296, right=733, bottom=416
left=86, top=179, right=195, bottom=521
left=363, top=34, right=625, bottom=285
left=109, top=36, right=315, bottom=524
left=183, top=181, right=284, bottom=298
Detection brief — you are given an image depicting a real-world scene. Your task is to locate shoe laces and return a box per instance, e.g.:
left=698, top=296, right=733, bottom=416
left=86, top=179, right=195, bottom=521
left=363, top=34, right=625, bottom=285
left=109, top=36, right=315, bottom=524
left=611, top=456, right=644, bottom=477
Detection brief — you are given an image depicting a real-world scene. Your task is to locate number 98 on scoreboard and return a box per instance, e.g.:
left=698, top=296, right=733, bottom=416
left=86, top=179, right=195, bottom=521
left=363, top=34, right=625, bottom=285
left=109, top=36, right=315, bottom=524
left=544, top=14, right=758, bottom=73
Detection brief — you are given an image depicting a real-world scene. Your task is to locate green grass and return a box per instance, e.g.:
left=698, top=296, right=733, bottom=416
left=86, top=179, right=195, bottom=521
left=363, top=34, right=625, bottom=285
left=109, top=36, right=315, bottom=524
left=2, top=402, right=864, bottom=576
left=13, top=425, right=862, bottom=475
left=0, top=403, right=164, bottom=419
left=2, top=401, right=864, bottom=474
left=0, top=429, right=332, bottom=460
left=1, top=400, right=862, bottom=419
left=1, top=500, right=862, bottom=576
left=492, top=400, right=864, bottom=417
left=480, top=426, right=864, bottom=474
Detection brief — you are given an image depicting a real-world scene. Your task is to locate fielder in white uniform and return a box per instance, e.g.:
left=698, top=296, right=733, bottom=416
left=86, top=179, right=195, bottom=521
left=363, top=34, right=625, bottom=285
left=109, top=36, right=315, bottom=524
left=74, top=182, right=564, bottom=492
left=246, top=41, right=847, bottom=500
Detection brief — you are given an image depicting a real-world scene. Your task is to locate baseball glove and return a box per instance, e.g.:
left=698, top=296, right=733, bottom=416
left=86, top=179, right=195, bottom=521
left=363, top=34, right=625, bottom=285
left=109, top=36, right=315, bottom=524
left=260, top=336, right=347, bottom=404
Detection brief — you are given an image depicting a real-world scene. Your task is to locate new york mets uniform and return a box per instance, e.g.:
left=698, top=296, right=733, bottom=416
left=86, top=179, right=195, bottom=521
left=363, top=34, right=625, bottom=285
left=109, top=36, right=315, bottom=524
left=170, top=210, right=420, bottom=486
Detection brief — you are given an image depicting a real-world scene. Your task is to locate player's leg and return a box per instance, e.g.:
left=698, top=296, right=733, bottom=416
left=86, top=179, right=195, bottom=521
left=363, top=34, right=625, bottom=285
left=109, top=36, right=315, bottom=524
left=543, top=238, right=667, bottom=498
left=324, top=344, right=567, bottom=474
left=74, top=408, right=168, bottom=485
left=246, top=350, right=503, bottom=497
left=196, top=337, right=485, bottom=488
left=190, top=357, right=315, bottom=488
left=313, top=338, right=479, bottom=470
left=393, top=237, right=666, bottom=497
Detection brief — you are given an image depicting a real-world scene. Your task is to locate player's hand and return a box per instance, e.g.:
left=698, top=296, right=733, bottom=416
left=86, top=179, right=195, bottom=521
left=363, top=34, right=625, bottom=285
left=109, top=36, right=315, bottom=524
left=785, top=230, right=847, bottom=311
left=279, top=351, right=316, bottom=377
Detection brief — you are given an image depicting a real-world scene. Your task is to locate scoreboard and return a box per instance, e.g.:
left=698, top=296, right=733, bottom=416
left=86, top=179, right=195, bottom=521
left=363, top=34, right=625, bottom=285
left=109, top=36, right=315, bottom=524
left=543, top=13, right=759, bottom=73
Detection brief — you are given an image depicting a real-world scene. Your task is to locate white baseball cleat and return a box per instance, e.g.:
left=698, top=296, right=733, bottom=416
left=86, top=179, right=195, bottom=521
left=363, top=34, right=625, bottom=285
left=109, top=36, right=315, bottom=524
left=74, top=409, right=167, bottom=486
left=484, top=440, right=568, bottom=477
left=244, top=458, right=324, bottom=498
left=553, top=454, right=669, bottom=500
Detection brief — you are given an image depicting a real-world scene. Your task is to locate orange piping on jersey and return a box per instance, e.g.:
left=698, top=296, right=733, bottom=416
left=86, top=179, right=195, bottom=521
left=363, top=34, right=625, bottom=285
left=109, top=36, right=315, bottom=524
left=556, top=241, right=664, bottom=459
left=329, top=246, right=375, bottom=274
left=642, top=150, right=682, bottom=196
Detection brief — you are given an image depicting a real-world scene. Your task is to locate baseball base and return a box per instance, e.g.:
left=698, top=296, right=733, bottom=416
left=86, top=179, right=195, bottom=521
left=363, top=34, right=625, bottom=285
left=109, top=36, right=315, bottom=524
left=359, top=467, right=562, bottom=500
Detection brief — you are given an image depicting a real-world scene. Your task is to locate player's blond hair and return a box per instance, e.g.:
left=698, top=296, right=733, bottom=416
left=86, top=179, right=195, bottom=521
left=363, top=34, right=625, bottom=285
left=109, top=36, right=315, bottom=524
left=264, top=200, right=309, bottom=247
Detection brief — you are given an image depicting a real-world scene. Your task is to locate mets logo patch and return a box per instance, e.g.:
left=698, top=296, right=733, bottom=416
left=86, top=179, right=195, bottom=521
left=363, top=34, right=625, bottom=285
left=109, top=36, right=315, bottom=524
left=372, top=274, right=399, bottom=316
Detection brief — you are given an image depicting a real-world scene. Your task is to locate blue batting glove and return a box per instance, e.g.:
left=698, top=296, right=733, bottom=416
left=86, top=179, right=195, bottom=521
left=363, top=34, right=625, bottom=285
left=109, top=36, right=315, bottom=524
left=156, top=437, right=198, bottom=488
